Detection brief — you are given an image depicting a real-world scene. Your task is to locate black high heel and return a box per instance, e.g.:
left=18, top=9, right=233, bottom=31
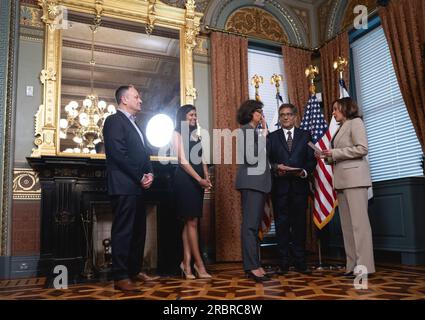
left=245, top=271, right=271, bottom=283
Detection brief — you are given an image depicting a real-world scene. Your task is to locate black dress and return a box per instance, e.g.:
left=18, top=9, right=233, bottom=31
left=173, top=131, right=205, bottom=218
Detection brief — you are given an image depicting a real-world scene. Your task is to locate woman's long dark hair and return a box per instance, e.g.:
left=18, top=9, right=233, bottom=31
left=175, top=104, right=197, bottom=133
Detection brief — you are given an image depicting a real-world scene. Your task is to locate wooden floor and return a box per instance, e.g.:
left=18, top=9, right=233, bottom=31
left=1, top=262, right=425, bottom=300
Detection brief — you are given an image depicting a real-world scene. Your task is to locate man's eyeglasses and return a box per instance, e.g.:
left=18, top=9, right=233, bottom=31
left=279, top=112, right=294, bottom=117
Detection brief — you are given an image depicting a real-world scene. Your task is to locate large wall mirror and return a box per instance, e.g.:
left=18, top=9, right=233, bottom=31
left=60, top=13, right=180, bottom=155
left=32, top=0, right=202, bottom=159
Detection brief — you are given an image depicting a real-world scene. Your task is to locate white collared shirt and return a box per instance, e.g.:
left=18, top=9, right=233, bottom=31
left=282, top=127, right=294, bottom=141
left=281, top=126, right=307, bottom=179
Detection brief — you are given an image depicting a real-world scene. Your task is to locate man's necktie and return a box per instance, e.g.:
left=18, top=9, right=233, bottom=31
left=287, top=131, right=293, bottom=152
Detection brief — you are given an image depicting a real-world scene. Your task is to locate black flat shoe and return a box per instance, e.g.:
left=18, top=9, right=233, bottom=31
left=294, top=263, right=312, bottom=274
left=276, top=264, right=289, bottom=275
left=245, top=271, right=271, bottom=283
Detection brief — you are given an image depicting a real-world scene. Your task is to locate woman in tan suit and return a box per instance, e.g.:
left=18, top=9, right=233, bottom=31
left=320, top=97, right=375, bottom=276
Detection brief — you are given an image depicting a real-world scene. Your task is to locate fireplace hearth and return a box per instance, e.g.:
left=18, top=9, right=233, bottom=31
left=27, top=156, right=181, bottom=280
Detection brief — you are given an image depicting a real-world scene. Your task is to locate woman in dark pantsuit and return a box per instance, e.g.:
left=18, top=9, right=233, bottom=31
left=235, top=100, right=272, bottom=282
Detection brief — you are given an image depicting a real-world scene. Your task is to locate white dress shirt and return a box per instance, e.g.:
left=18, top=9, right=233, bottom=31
left=281, top=126, right=307, bottom=178
left=282, top=127, right=294, bottom=142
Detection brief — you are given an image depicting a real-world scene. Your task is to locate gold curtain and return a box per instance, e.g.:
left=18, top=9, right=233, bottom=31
left=319, top=32, right=350, bottom=123
left=379, top=0, right=425, bottom=152
left=211, top=32, right=249, bottom=261
left=282, top=45, right=312, bottom=121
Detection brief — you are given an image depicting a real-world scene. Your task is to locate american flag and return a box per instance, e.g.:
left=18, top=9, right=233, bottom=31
left=300, top=94, right=338, bottom=229
left=259, top=195, right=273, bottom=240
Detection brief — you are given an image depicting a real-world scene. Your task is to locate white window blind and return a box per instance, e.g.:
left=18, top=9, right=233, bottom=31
left=351, top=26, right=423, bottom=182
left=248, top=49, right=288, bottom=133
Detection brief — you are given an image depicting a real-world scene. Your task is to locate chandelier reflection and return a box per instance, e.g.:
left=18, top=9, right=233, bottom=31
left=60, top=8, right=116, bottom=154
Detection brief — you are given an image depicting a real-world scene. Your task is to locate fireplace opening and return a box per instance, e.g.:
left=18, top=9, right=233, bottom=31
left=82, top=202, right=158, bottom=278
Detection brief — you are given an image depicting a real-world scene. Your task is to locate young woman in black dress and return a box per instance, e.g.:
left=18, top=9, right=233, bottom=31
left=172, top=105, right=212, bottom=279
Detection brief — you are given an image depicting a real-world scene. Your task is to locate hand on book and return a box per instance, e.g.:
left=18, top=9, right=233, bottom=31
left=277, top=164, right=303, bottom=176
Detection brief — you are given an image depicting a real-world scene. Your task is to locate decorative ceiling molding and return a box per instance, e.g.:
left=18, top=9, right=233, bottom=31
left=264, top=0, right=307, bottom=46
left=326, top=0, right=340, bottom=40
left=161, top=0, right=210, bottom=13
left=204, top=0, right=308, bottom=46
left=225, top=7, right=288, bottom=43
left=61, top=61, right=166, bottom=79
left=341, top=0, right=377, bottom=31
left=318, top=0, right=334, bottom=43
left=288, top=4, right=310, bottom=45
left=325, top=0, right=347, bottom=40
left=20, top=4, right=43, bottom=28
left=67, top=12, right=180, bottom=40
left=62, top=39, right=179, bottom=61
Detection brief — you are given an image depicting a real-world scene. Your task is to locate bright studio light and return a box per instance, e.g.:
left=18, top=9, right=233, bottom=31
left=146, top=114, right=174, bottom=148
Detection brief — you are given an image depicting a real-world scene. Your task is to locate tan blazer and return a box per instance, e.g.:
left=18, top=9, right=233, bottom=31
left=329, top=118, right=372, bottom=190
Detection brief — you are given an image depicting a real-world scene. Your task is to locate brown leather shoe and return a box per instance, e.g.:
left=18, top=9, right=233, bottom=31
left=131, top=272, right=160, bottom=282
left=114, top=279, right=140, bottom=292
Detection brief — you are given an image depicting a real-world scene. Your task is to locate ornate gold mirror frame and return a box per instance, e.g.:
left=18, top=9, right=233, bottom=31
left=31, top=0, right=202, bottom=158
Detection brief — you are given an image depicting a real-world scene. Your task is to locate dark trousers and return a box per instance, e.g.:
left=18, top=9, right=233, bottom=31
left=240, top=189, right=266, bottom=271
left=110, top=195, right=146, bottom=281
left=273, top=190, right=307, bottom=265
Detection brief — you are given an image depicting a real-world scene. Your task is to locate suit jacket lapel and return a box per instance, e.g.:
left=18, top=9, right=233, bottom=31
left=334, top=120, right=349, bottom=147
left=277, top=129, right=289, bottom=152
left=117, top=110, right=146, bottom=150
left=291, top=128, right=301, bottom=152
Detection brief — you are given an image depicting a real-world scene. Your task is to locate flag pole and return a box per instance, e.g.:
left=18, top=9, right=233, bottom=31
left=305, top=65, right=326, bottom=271
left=271, top=74, right=283, bottom=129
left=251, top=74, right=263, bottom=103
left=333, top=56, right=348, bottom=83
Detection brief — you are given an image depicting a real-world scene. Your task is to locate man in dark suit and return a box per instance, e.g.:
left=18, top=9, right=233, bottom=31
left=103, top=85, right=158, bottom=292
left=268, top=103, right=316, bottom=274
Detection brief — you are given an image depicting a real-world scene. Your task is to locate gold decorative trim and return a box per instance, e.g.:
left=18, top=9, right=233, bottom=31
left=20, top=33, right=44, bottom=42
left=2, top=0, right=19, bottom=256
left=31, top=0, right=203, bottom=158
left=182, top=0, right=201, bottom=106
left=150, top=155, right=177, bottom=162
left=20, top=5, right=44, bottom=29
left=225, top=7, right=288, bottom=44
left=185, top=86, right=197, bottom=100
left=319, top=0, right=334, bottom=43
left=13, top=169, right=41, bottom=200
left=146, top=0, right=156, bottom=35
left=193, top=35, right=208, bottom=56
left=288, top=5, right=310, bottom=46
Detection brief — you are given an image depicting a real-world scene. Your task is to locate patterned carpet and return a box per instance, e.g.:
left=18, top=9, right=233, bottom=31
left=1, top=262, right=425, bottom=300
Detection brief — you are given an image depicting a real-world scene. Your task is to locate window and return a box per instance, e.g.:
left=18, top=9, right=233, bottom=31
left=248, top=48, right=288, bottom=133
left=351, top=26, right=423, bottom=182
